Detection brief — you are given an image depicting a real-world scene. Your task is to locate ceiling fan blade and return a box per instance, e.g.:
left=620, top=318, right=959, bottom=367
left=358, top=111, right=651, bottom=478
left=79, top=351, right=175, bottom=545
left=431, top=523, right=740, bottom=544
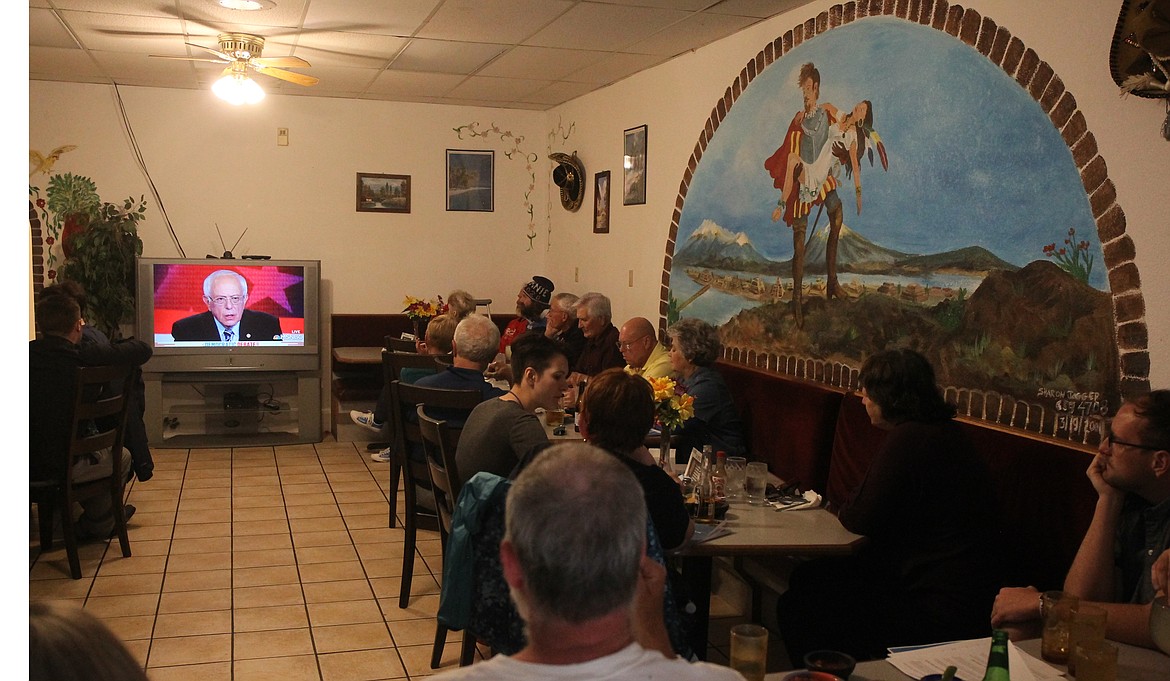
left=187, top=42, right=234, bottom=61
left=252, top=56, right=311, bottom=69
left=150, top=54, right=229, bottom=64
left=253, top=66, right=319, bottom=87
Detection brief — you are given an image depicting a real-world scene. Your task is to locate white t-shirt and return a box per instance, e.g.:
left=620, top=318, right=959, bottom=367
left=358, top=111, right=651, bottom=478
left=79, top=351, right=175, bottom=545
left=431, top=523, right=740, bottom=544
left=431, top=642, right=744, bottom=680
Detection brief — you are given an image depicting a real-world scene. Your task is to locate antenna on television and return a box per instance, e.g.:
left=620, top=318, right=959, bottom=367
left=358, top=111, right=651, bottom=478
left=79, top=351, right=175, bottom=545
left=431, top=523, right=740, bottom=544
left=209, top=223, right=247, bottom=259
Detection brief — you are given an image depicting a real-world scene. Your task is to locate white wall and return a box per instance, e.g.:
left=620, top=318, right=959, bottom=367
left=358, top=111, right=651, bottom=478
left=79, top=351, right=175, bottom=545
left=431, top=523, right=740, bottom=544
left=548, top=0, right=1170, bottom=388
left=29, top=83, right=551, bottom=317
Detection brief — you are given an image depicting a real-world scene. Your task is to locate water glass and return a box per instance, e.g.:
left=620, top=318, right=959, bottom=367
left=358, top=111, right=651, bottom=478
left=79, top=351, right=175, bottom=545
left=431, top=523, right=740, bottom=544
left=745, top=462, right=769, bottom=505
left=729, top=623, right=768, bottom=681
left=1040, top=590, right=1079, bottom=664
left=726, top=456, right=747, bottom=499
left=1071, top=640, right=1116, bottom=681
left=1066, top=604, right=1107, bottom=676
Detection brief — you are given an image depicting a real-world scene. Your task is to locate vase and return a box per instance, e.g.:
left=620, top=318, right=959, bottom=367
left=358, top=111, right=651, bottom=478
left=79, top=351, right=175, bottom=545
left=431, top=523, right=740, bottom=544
left=658, top=426, right=672, bottom=468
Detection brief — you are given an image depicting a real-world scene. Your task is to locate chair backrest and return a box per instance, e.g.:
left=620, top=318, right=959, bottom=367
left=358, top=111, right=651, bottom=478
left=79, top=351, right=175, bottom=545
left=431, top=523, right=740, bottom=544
left=382, top=350, right=453, bottom=386
left=385, top=335, right=419, bottom=353
left=417, top=406, right=463, bottom=536
left=66, top=364, right=134, bottom=490
left=389, top=381, right=483, bottom=478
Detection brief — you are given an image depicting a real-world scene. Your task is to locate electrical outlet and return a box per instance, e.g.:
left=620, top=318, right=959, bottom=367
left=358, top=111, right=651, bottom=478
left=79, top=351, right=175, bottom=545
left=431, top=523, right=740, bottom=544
left=277, top=127, right=289, bottom=146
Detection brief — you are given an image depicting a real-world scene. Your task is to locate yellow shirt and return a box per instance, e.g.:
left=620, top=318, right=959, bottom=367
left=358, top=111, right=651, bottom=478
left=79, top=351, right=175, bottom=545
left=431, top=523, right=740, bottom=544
left=627, top=341, right=674, bottom=379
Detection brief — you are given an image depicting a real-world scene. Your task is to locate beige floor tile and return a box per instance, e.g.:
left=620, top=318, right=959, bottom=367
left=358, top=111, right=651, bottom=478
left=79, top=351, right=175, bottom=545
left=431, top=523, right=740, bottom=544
left=343, top=515, right=392, bottom=530
left=294, top=530, right=354, bottom=548
left=234, top=604, right=311, bottom=632
left=234, top=518, right=292, bottom=536
left=184, top=467, right=226, bottom=479
left=318, top=648, right=406, bottom=681
left=233, top=654, right=321, bottom=681
left=84, top=593, right=160, bottom=618
left=234, top=494, right=286, bottom=509
left=298, top=560, right=367, bottom=583
left=234, top=564, right=301, bottom=588
left=130, top=488, right=185, bottom=502
left=148, top=633, right=232, bottom=667
left=286, top=493, right=340, bottom=507
left=127, top=524, right=178, bottom=541
left=312, top=622, right=394, bottom=654
left=328, top=480, right=381, bottom=493
left=349, top=528, right=401, bottom=545
left=131, top=498, right=182, bottom=514
left=297, top=545, right=359, bottom=565
left=116, top=539, right=173, bottom=558
left=124, top=638, right=151, bottom=667
left=177, top=496, right=232, bottom=511
left=281, top=475, right=330, bottom=487
left=170, top=536, right=233, bottom=554
left=234, top=547, right=297, bottom=569
left=236, top=532, right=294, bottom=550
left=359, top=558, right=404, bottom=580
left=172, top=522, right=232, bottom=539
left=90, top=572, right=165, bottom=597
left=234, top=583, right=306, bottom=609
left=148, top=661, right=233, bottom=681
left=415, top=538, right=443, bottom=557
left=167, top=550, right=233, bottom=573
left=338, top=502, right=387, bottom=517
left=175, top=508, right=232, bottom=524
left=386, top=617, right=445, bottom=647
left=355, top=542, right=405, bottom=562
left=334, top=491, right=387, bottom=505
left=133, top=510, right=179, bottom=526
left=158, top=588, right=233, bottom=614
left=101, top=613, right=157, bottom=641
left=234, top=627, right=315, bottom=659
left=233, top=505, right=289, bottom=522
left=162, top=568, right=232, bottom=592
left=183, top=477, right=232, bottom=490
left=287, top=504, right=342, bottom=519
left=29, top=577, right=94, bottom=601
left=307, top=599, right=385, bottom=628
left=290, top=517, right=348, bottom=533
left=303, top=579, right=374, bottom=604
left=379, top=594, right=440, bottom=621
left=153, top=609, right=232, bottom=637
left=327, top=471, right=378, bottom=483
left=397, top=641, right=464, bottom=678
left=178, top=486, right=232, bottom=499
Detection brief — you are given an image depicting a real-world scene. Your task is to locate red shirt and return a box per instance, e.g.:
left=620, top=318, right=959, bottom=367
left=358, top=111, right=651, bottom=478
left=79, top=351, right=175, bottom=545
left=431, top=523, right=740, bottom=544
left=499, top=317, right=529, bottom=353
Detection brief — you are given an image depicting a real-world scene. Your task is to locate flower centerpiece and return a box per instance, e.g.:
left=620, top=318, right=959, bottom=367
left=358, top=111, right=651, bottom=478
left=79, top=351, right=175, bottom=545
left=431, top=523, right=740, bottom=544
left=646, top=375, right=695, bottom=467
left=402, top=294, right=446, bottom=337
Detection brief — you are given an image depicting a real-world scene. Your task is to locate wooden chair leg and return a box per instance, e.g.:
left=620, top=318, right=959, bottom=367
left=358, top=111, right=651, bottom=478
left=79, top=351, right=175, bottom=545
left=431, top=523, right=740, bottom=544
left=36, top=499, right=55, bottom=552
left=430, top=622, right=448, bottom=668
left=60, top=506, right=82, bottom=580
left=112, top=486, right=131, bottom=559
left=399, top=496, right=416, bottom=608
left=388, top=459, right=400, bottom=528
left=459, top=632, right=477, bottom=666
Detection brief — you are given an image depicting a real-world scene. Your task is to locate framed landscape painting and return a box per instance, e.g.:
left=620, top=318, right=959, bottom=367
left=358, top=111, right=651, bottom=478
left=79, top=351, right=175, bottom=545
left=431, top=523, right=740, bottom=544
left=623, top=124, right=647, bottom=205
left=446, top=150, right=494, bottom=212
left=356, top=173, right=410, bottom=213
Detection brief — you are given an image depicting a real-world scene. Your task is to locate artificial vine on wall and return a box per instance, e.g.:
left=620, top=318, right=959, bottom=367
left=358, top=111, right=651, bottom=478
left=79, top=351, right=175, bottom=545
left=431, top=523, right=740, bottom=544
left=453, top=122, right=540, bottom=250
left=546, top=116, right=577, bottom=251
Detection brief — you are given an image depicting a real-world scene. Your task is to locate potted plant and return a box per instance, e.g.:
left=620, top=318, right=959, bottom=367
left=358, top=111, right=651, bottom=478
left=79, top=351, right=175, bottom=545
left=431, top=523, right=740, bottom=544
left=31, top=173, right=147, bottom=338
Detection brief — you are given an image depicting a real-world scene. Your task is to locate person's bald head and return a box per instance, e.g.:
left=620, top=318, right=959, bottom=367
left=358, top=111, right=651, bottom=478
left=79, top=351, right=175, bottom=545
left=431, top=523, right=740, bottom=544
left=618, top=317, right=656, bottom=368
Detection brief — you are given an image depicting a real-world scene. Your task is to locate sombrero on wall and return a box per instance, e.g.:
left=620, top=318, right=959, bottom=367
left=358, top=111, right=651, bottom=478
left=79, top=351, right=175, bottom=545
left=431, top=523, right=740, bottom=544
left=1110, top=0, right=1170, bottom=97
left=549, top=152, right=586, bottom=211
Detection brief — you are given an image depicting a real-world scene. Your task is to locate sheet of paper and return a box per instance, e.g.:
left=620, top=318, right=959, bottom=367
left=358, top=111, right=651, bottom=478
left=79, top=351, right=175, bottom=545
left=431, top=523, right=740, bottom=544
left=689, top=520, right=732, bottom=543
left=887, top=637, right=1063, bottom=681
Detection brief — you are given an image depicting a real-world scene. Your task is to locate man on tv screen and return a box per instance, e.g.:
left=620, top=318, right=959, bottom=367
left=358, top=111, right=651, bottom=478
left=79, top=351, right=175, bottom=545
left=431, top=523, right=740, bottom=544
left=171, top=269, right=283, bottom=343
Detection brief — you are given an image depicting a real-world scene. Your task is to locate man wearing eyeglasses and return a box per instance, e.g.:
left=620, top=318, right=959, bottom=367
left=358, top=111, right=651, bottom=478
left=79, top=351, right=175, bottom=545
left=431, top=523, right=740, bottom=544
left=991, top=390, right=1170, bottom=648
left=171, top=269, right=283, bottom=343
left=618, top=317, right=672, bottom=379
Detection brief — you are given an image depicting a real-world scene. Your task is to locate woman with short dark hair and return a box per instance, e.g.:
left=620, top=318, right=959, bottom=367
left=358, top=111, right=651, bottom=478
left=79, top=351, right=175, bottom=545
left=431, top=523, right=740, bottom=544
left=776, top=348, right=997, bottom=661
left=665, top=318, right=747, bottom=462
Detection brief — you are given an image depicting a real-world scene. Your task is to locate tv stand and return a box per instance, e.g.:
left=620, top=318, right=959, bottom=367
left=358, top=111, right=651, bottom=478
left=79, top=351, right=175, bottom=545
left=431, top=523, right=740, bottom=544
left=144, top=369, right=321, bottom=448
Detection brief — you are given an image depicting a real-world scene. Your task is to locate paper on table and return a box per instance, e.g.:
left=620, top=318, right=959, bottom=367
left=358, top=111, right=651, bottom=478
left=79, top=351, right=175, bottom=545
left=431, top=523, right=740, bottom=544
left=690, top=520, right=732, bottom=543
left=886, top=637, right=1062, bottom=681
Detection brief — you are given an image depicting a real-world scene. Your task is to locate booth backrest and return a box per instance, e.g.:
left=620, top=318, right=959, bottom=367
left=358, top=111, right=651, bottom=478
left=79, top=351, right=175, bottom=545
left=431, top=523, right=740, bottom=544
left=718, top=361, right=1099, bottom=593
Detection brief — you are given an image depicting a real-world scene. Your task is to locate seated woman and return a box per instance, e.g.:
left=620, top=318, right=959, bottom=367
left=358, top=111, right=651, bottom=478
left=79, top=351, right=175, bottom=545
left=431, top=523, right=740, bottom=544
left=579, top=368, right=694, bottom=550
left=665, top=318, right=747, bottom=462
left=455, top=332, right=569, bottom=485
left=775, top=349, right=997, bottom=661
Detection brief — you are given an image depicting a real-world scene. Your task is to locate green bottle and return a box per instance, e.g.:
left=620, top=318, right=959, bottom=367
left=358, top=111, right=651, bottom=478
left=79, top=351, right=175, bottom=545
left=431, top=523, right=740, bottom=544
left=980, top=630, right=1010, bottom=681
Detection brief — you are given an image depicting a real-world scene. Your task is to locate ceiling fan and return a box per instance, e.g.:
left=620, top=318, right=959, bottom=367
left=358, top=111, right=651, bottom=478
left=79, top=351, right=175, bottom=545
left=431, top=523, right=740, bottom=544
left=155, top=33, right=319, bottom=88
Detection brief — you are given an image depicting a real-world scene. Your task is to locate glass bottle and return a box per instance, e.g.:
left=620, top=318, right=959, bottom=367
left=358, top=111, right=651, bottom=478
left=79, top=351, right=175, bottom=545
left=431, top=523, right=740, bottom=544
left=573, top=378, right=587, bottom=432
left=980, top=629, right=1010, bottom=681
left=711, top=451, right=727, bottom=502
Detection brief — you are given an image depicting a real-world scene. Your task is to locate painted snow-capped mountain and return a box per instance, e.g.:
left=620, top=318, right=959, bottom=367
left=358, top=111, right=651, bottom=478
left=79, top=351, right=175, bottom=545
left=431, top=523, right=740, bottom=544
left=675, top=220, right=772, bottom=269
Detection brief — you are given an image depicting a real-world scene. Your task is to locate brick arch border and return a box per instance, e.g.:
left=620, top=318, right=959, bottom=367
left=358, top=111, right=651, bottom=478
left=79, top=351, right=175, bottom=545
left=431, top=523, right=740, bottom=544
left=659, top=0, right=1151, bottom=403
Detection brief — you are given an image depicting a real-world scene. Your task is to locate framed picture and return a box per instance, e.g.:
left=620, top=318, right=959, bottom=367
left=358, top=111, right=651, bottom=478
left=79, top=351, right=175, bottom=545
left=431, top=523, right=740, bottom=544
left=356, top=173, right=410, bottom=213
left=623, top=124, right=647, bottom=205
left=594, top=170, right=611, bottom=233
left=446, top=149, right=494, bottom=212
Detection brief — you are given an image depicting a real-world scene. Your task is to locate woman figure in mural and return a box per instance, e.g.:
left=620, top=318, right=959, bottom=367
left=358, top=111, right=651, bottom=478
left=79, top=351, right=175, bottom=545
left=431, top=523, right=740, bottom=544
left=779, top=99, right=886, bottom=214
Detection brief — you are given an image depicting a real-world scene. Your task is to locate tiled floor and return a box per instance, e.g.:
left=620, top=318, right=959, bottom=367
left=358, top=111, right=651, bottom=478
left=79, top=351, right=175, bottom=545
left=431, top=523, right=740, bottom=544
left=29, top=442, right=757, bottom=680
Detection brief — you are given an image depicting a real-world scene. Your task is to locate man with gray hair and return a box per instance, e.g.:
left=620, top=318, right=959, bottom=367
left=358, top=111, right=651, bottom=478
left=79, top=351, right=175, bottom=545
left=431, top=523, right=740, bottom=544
left=170, top=269, right=283, bottom=343
left=544, top=292, right=586, bottom=372
left=432, top=442, right=742, bottom=680
left=571, top=291, right=623, bottom=381
left=414, top=314, right=506, bottom=422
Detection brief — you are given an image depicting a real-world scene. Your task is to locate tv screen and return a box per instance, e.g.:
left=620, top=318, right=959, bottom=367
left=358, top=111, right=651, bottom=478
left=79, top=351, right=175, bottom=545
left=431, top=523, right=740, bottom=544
left=137, top=258, right=320, bottom=372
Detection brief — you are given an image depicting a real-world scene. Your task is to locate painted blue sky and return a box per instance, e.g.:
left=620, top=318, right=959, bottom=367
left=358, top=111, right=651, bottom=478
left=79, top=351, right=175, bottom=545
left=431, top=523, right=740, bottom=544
left=676, top=17, right=1103, bottom=289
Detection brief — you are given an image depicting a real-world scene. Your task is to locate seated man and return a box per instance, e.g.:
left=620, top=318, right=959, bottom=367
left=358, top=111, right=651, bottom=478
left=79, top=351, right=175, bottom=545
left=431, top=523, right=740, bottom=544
left=619, top=316, right=673, bottom=379
left=498, top=275, right=554, bottom=353
left=991, top=390, right=1170, bottom=648
left=170, top=269, right=282, bottom=343
left=569, top=291, right=624, bottom=382
left=30, top=294, right=149, bottom=538
left=544, top=292, right=586, bottom=372
left=415, top=314, right=507, bottom=423
left=354, top=313, right=459, bottom=463
left=432, top=442, right=741, bottom=680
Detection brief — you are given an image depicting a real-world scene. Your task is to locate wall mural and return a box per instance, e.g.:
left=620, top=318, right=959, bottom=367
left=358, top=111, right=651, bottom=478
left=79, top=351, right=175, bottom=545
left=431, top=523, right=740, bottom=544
left=663, top=3, right=1150, bottom=445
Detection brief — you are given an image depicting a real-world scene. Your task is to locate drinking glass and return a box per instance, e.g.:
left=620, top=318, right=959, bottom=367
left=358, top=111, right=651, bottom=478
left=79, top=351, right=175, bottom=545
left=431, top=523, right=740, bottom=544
left=1151, top=595, right=1170, bottom=655
left=1066, top=604, right=1107, bottom=676
left=1040, top=590, right=1079, bottom=664
left=543, top=407, right=566, bottom=427
left=729, top=623, right=768, bottom=681
left=1071, top=640, right=1116, bottom=681
left=745, top=462, right=769, bottom=505
left=726, top=456, right=747, bottom=500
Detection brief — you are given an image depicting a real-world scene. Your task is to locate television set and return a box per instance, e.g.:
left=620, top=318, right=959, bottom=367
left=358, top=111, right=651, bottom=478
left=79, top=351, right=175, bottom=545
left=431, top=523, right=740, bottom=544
left=136, top=258, right=321, bottom=373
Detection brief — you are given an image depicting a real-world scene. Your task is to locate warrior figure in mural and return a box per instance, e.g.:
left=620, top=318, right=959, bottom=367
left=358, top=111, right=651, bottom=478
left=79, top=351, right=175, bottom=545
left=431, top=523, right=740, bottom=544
left=764, top=62, right=887, bottom=325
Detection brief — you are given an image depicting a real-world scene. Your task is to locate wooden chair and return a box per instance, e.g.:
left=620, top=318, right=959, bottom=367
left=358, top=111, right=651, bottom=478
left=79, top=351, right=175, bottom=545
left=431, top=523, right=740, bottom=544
left=418, top=407, right=477, bottom=668
left=389, top=381, right=482, bottom=607
left=30, top=364, right=134, bottom=579
left=385, top=334, right=418, bottom=353
left=381, top=350, right=452, bottom=527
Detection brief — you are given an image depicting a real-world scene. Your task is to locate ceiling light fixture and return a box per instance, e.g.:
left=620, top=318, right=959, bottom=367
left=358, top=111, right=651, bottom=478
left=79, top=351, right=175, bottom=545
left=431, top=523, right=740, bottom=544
left=213, top=73, right=266, bottom=105
left=216, top=0, right=276, bottom=10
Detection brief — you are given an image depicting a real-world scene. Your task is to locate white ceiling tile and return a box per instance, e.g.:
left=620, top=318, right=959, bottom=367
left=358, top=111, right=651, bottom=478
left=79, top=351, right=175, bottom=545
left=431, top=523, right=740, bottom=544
left=446, top=75, right=552, bottom=102
left=270, top=32, right=408, bottom=68
left=365, top=69, right=466, bottom=98
left=521, top=79, right=598, bottom=106
left=708, top=0, right=815, bottom=19
left=417, top=0, right=574, bottom=43
left=30, top=8, right=79, bottom=49
left=477, top=45, right=609, bottom=81
left=30, top=45, right=104, bottom=80
left=524, top=2, right=688, bottom=52
left=562, top=51, right=665, bottom=85
left=302, top=0, right=440, bottom=34
left=390, top=39, right=506, bottom=75
left=627, top=11, right=758, bottom=57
